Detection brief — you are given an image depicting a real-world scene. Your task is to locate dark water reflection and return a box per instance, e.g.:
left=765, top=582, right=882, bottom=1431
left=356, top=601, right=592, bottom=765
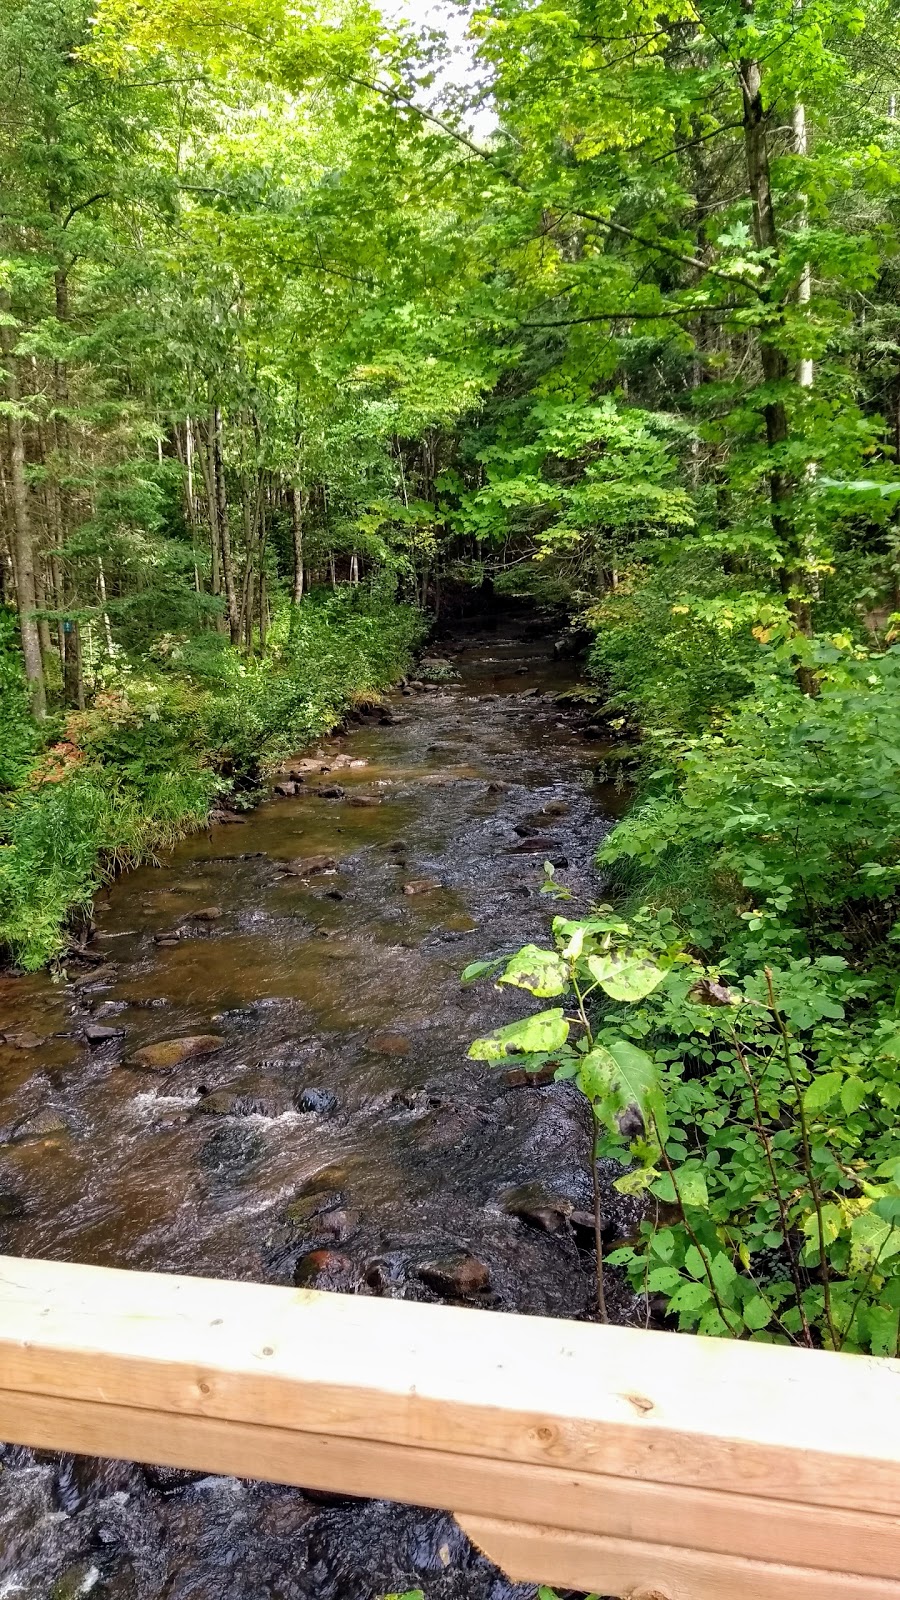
left=0, top=628, right=633, bottom=1600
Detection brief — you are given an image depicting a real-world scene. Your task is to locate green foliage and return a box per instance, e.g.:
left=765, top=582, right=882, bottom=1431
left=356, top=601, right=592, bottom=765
left=602, top=951, right=900, bottom=1352
left=0, top=609, right=40, bottom=790
left=467, top=900, right=679, bottom=1316
left=0, top=592, right=420, bottom=968
left=601, top=640, right=900, bottom=959
left=468, top=894, right=900, bottom=1351
left=584, top=565, right=762, bottom=738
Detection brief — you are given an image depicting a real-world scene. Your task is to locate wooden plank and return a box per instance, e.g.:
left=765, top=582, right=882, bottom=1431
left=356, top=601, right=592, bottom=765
left=458, top=1516, right=900, bottom=1600
left=4, top=1388, right=900, bottom=1579
left=2, top=1255, right=900, bottom=1515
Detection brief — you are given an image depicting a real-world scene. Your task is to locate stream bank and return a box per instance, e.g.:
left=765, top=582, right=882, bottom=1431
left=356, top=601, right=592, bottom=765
left=0, top=624, right=635, bottom=1600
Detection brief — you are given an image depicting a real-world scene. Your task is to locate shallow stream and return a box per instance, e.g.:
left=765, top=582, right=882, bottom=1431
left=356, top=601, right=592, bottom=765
left=0, top=626, right=635, bottom=1600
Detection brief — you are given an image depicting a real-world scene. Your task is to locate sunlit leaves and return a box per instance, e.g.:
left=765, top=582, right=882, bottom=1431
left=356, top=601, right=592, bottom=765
left=497, top=943, right=569, bottom=996
left=467, top=1007, right=570, bottom=1061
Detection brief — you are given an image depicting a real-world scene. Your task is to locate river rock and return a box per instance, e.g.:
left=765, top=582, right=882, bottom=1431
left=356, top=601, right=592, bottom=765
left=417, top=1254, right=491, bottom=1297
left=12, top=1108, right=70, bottom=1142
left=364, top=1256, right=406, bottom=1293
left=285, top=1189, right=345, bottom=1225
left=302, top=1162, right=349, bottom=1194
left=281, top=854, right=337, bottom=875
left=71, top=964, right=118, bottom=989
left=403, top=878, right=441, bottom=896
left=209, top=809, right=246, bottom=824
left=295, top=1087, right=338, bottom=1115
left=347, top=794, right=381, bottom=807
left=501, top=1182, right=574, bottom=1233
left=2, top=1030, right=45, bottom=1050
left=370, top=1031, right=410, bottom=1055
left=143, top=1464, right=209, bottom=1493
left=290, top=757, right=331, bottom=775
left=317, top=784, right=345, bottom=799
left=508, top=836, right=561, bottom=854
left=503, top=1063, right=558, bottom=1088
left=50, top=1559, right=101, bottom=1600
left=294, top=1249, right=352, bottom=1286
left=197, top=1078, right=289, bottom=1117
left=128, top=1034, right=224, bottom=1072
left=188, top=906, right=223, bottom=922
left=315, top=1207, right=356, bottom=1241
left=0, top=1189, right=26, bottom=1219
left=83, top=1023, right=126, bottom=1045
left=274, top=781, right=298, bottom=796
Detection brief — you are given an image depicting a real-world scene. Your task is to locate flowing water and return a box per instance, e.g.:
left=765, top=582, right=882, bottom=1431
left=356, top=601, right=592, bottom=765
left=0, top=625, right=636, bottom=1600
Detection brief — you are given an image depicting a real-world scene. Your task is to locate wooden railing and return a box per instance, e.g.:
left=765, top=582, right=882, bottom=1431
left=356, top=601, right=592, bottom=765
left=1, top=1255, right=899, bottom=1598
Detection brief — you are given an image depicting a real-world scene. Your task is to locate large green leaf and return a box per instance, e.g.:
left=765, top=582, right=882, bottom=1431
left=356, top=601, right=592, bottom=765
left=498, top=944, right=569, bottom=997
left=586, top=949, right=668, bottom=1003
left=576, top=1038, right=666, bottom=1144
left=467, top=1008, right=570, bottom=1063
left=849, top=1209, right=900, bottom=1277
left=803, top=1070, right=842, bottom=1112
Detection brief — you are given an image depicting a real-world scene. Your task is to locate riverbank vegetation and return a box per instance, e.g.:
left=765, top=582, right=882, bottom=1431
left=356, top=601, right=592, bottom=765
left=3, top=0, right=900, bottom=1346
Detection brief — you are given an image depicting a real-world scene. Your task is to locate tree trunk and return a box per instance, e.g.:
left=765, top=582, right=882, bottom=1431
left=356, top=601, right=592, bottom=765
left=0, top=311, right=46, bottom=717
left=793, top=101, right=814, bottom=392
left=291, top=484, right=305, bottom=604
left=63, top=618, right=84, bottom=710
left=740, top=35, right=815, bottom=684
left=212, top=408, right=240, bottom=645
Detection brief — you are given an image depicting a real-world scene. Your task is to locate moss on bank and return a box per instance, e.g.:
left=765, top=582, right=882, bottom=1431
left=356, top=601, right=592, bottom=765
left=0, top=591, right=423, bottom=971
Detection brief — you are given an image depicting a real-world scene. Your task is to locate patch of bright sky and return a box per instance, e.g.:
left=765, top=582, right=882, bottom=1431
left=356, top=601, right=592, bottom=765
left=377, top=1, right=498, bottom=139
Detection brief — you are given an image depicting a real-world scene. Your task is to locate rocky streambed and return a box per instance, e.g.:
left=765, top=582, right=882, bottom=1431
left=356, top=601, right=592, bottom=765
left=0, top=627, right=637, bottom=1600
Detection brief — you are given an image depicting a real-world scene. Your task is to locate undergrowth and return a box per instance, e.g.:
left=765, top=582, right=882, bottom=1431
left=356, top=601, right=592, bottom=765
left=0, top=590, right=422, bottom=969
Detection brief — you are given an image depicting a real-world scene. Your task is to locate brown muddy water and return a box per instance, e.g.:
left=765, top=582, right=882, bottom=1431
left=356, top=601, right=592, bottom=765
left=0, top=627, right=637, bottom=1600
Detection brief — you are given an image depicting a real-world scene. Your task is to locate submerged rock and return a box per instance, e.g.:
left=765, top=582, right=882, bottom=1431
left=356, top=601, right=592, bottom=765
left=295, top=1087, right=338, bottom=1116
left=281, top=854, right=338, bottom=875
left=417, top=1254, right=491, bottom=1297
left=369, top=1032, right=410, bottom=1056
left=402, top=878, right=441, bottom=896
left=143, top=1464, right=209, bottom=1493
left=294, top=1248, right=353, bottom=1286
left=2, top=1030, right=45, bottom=1050
left=0, top=1189, right=26, bottom=1219
left=317, top=784, right=346, bottom=799
left=347, top=793, right=381, bottom=807
left=83, top=1023, right=126, bottom=1045
left=50, top=1560, right=101, bottom=1600
left=501, top=1182, right=574, bottom=1233
left=11, top=1109, right=70, bottom=1143
left=196, top=1078, right=290, bottom=1118
left=127, top=1034, right=224, bottom=1072
left=503, top=1063, right=558, bottom=1088
left=285, top=1189, right=346, bottom=1226
left=71, top=964, right=118, bottom=989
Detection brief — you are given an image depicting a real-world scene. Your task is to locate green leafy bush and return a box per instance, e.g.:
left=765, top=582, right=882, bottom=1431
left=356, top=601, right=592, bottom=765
left=601, top=641, right=900, bottom=960
left=0, top=608, right=41, bottom=791
left=467, top=898, right=900, bottom=1354
left=0, top=591, right=422, bottom=969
